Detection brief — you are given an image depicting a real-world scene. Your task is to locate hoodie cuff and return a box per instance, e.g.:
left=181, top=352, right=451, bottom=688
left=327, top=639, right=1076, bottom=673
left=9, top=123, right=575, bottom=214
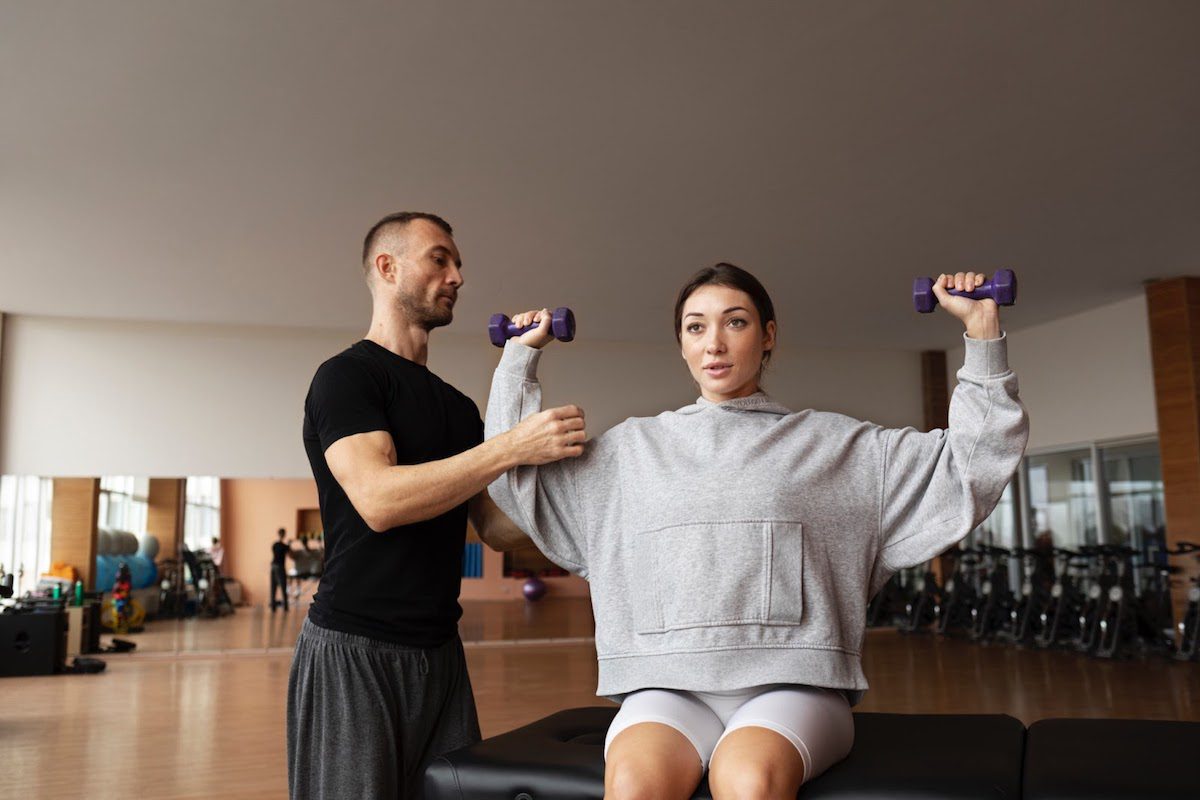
left=961, top=331, right=1010, bottom=378
left=498, top=340, right=543, bottom=380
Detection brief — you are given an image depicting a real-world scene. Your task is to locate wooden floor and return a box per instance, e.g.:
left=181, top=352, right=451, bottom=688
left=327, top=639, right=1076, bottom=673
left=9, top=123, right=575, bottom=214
left=2, top=600, right=1198, bottom=799
left=116, top=597, right=597, bottom=654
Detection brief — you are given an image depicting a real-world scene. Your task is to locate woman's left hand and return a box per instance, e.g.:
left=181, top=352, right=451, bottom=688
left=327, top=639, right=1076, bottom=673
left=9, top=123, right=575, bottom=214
left=931, top=272, right=1001, bottom=340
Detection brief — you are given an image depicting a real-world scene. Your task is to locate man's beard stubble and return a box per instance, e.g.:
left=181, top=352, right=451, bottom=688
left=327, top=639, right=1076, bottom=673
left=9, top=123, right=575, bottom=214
left=398, top=290, right=454, bottom=331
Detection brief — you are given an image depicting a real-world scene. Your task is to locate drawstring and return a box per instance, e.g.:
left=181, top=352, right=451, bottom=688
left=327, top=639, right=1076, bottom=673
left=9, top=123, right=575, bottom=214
left=419, top=651, right=429, bottom=676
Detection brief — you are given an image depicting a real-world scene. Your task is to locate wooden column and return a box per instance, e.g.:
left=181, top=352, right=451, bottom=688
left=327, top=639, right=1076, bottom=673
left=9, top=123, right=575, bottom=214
left=1145, top=277, right=1200, bottom=622
left=921, top=350, right=950, bottom=433
left=50, top=478, right=100, bottom=590
left=147, top=478, right=185, bottom=563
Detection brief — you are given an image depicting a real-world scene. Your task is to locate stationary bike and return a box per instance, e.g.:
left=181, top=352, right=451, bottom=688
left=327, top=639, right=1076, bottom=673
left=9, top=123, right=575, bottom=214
left=1093, top=545, right=1141, bottom=659
left=1033, top=548, right=1086, bottom=649
left=1173, top=542, right=1200, bottom=661
left=969, top=545, right=1016, bottom=642
left=1003, top=546, right=1053, bottom=645
left=899, top=560, right=941, bottom=634
left=935, top=548, right=982, bottom=637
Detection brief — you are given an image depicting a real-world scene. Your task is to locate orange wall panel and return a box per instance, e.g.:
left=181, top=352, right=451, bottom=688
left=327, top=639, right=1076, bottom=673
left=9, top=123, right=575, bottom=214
left=220, top=478, right=589, bottom=607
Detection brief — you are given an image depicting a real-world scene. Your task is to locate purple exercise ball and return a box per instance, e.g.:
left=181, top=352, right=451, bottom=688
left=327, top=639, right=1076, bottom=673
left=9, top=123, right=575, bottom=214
left=523, top=576, right=547, bottom=602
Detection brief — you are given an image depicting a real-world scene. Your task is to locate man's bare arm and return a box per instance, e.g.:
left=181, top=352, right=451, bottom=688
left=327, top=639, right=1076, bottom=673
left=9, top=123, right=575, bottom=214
left=467, top=490, right=533, bottom=552
left=324, top=404, right=586, bottom=533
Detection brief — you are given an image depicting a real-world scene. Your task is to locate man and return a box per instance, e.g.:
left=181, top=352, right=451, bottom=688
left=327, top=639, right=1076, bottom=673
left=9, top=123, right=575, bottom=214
left=270, top=529, right=289, bottom=612
left=288, top=212, right=586, bottom=799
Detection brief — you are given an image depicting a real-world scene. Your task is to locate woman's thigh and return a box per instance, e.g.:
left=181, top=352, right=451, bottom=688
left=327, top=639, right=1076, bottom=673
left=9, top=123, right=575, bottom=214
left=604, top=689, right=722, bottom=799
left=709, top=685, right=854, bottom=793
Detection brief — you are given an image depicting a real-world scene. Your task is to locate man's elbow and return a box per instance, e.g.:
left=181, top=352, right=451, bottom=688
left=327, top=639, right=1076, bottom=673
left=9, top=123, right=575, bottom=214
left=478, top=530, right=513, bottom=552
left=350, top=488, right=398, bottom=533
left=477, top=521, right=531, bottom=553
left=363, top=511, right=392, bottom=534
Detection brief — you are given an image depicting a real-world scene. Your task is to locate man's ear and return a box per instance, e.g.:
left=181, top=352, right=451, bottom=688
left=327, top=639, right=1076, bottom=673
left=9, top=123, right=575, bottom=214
left=374, top=252, right=397, bottom=285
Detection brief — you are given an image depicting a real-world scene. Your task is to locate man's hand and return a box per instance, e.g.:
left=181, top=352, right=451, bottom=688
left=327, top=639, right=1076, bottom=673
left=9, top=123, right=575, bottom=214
left=931, top=271, right=1001, bottom=339
left=501, top=405, right=587, bottom=466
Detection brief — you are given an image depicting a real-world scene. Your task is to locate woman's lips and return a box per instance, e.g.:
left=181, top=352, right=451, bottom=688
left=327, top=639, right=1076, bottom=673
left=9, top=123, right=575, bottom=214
left=704, top=364, right=732, bottom=378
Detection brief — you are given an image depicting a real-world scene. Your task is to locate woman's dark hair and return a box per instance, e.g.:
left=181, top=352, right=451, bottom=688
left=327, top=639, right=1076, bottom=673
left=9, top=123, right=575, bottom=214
left=673, top=262, right=777, bottom=367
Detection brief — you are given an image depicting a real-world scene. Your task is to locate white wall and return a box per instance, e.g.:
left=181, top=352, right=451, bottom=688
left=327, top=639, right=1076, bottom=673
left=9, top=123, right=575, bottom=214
left=948, top=293, right=1157, bottom=452
left=1, top=293, right=1163, bottom=477
left=0, top=314, right=925, bottom=477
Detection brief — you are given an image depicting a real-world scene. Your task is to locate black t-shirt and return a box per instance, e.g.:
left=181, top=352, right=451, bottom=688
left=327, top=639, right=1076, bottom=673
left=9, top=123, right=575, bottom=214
left=271, top=541, right=289, bottom=567
left=302, top=340, right=483, bottom=646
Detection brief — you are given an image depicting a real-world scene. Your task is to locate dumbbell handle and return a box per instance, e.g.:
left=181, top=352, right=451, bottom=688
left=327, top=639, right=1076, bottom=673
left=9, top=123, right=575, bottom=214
left=943, top=281, right=1000, bottom=301
left=505, top=319, right=545, bottom=338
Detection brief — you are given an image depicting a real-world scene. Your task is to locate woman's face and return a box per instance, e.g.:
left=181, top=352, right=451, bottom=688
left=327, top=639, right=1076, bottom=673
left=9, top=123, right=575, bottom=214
left=680, top=284, right=776, bottom=402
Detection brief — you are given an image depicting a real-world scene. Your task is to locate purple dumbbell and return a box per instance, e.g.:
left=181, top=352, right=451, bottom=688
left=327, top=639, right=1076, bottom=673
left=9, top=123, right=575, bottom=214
left=489, top=307, right=576, bottom=347
left=913, top=269, right=1017, bottom=313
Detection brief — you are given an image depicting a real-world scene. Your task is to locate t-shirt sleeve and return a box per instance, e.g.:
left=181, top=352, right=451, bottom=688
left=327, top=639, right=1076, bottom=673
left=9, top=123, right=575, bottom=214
left=306, top=357, right=390, bottom=452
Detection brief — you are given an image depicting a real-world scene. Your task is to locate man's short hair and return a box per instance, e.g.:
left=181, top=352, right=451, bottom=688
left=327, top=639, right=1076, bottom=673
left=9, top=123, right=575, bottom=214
left=361, top=212, right=454, bottom=272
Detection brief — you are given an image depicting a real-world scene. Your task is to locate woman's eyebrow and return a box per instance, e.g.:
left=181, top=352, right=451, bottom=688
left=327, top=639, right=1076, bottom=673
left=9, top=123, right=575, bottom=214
left=684, top=306, right=749, bottom=318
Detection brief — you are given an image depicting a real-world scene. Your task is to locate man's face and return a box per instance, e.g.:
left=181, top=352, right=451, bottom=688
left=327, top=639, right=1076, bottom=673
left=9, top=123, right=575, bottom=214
left=389, top=219, right=464, bottom=330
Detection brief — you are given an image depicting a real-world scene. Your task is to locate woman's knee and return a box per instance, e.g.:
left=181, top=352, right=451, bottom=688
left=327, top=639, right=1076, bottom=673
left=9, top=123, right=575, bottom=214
left=604, top=756, right=667, bottom=800
left=708, top=763, right=787, bottom=800
left=708, top=729, right=805, bottom=800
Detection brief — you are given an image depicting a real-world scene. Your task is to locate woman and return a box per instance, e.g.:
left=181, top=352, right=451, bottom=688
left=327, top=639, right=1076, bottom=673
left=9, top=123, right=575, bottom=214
left=484, top=264, right=1028, bottom=799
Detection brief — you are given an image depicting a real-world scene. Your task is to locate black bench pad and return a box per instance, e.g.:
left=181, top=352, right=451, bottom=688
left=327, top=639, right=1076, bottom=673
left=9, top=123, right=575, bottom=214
left=424, top=707, right=1026, bottom=799
left=1024, top=718, right=1200, bottom=800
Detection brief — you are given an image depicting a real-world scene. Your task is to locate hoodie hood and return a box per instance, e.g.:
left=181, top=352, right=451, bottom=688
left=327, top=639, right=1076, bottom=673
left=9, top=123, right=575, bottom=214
left=681, top=391, right=793, bottom=416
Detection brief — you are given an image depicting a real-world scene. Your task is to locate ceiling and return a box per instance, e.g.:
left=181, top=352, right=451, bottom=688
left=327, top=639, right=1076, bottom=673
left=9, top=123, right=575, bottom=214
left=2, top=0, right=1197, bottom=350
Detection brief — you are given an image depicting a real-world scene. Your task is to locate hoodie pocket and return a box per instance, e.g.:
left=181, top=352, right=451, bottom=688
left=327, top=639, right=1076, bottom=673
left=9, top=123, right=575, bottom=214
left=631, top=520, right=803, bottom=634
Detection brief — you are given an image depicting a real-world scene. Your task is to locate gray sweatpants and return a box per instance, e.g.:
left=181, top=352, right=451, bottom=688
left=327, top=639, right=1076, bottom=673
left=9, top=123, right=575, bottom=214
left=287, top=619, right=481, bottom=799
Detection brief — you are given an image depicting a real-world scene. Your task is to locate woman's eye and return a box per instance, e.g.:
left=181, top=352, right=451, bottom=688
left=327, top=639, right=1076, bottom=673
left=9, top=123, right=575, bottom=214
left=686, top=323, right=702, bottom=334
left=728, top=318, right=747, bottom=328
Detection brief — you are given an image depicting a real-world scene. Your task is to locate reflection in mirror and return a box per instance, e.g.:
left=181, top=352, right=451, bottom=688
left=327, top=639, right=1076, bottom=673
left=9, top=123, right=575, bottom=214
left=1, top=475, right=594, bottom=662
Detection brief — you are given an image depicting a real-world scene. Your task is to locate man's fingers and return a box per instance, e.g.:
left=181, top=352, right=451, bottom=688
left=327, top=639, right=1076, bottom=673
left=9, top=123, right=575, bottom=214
left=548, top=404, right=585, bottom=420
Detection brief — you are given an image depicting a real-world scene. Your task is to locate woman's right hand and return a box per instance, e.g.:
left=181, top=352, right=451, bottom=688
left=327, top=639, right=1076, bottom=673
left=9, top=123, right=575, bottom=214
left=511, top=308, right=555, bottom=349
left=504, top=405, right=587, bottom=465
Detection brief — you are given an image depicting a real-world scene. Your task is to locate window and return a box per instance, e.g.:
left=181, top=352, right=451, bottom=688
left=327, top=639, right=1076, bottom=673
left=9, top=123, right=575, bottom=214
left=184, top=477, right=221, bottom=552
left=1101, top=442, right=1165, bottom=551
left=98, top=476, right=149, bottom=534
left=1026, top=449, right=1098, bottom=548
left=967, top=480, right=1019, bottom=549
left=0, top=476, right=54, bottom=597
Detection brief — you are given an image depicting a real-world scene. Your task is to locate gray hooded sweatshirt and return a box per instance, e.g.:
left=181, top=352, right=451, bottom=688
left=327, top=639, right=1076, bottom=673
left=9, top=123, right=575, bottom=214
left=485, top=335, right=1028, bottom=703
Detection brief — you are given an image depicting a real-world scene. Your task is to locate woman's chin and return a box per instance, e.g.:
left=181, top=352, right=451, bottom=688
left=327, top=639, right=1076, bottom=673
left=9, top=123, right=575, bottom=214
left=697, top=374, right=756, bottom=400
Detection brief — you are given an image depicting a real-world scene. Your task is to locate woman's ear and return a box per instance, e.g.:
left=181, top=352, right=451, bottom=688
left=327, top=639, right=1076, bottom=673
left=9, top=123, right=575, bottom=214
left=763, top=319, right=777, bottom=353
